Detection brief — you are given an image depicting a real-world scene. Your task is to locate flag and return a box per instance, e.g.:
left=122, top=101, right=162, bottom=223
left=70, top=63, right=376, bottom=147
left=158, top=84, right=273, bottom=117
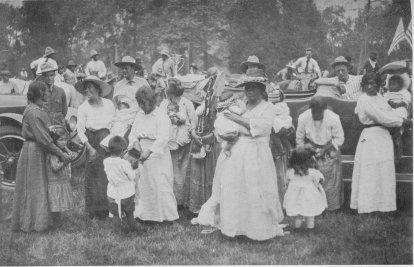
left=405, top=20, right=412, bottom=47
left=388, top=18, right=406, bottom=55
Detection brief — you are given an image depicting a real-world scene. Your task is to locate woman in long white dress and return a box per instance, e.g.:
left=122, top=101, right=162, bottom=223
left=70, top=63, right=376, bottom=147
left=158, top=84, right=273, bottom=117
left=128, top=86, right=179, bottom=222
left=351, top=73, right=408, bottom=213
left=191, top=69, right=285, bottom=241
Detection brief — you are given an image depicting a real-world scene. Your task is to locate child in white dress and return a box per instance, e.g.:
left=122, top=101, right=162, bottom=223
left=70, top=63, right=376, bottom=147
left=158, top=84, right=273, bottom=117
left=283, top=148, right=327, bottom=230
left=103, top=136, right=140, bottom=233
left=214, top=92, right=247, bottom=157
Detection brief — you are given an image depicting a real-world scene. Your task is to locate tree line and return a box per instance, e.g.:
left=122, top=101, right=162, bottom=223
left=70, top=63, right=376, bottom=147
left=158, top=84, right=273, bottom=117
left=0, top=0, right=411, bottom=78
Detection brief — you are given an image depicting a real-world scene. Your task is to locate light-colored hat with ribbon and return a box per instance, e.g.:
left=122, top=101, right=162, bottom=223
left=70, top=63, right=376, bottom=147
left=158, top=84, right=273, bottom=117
left=331, top=56, right=350, bottom=68
left=44, top=46, right=56, bottom=57
left=115, top=56, right=138, bottom=68
left=240, top=55, right=265, bottom=74
left=75, top=75, right=112, bottom=97
left=160, top=49, right=170, bottom=57
left=90, top=50, right=99, bottom=57
left=39, top=61, right=58, bottom=74
left=235, top=68, right=268, bottom=88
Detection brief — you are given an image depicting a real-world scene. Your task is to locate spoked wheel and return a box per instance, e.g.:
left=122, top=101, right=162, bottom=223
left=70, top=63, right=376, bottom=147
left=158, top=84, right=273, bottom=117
left=0, top=126, right=24, bottom=192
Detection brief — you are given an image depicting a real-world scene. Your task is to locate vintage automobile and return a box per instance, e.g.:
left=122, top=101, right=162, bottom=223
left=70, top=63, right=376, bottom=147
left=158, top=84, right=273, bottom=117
left=0, top=87, right=86, bottom=191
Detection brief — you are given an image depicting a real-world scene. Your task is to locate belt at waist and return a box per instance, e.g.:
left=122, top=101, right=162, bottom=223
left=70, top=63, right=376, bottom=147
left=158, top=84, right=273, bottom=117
left=362, top=123, right=383, bottom=129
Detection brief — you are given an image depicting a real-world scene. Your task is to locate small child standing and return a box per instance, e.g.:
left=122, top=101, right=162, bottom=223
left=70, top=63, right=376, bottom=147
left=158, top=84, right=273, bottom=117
left=103, top=135, right=140, bottom=233
left=214, top=92, right=247, bottom=157
left=47, top=125, right=75, bottom=226
left=283, top=148, right=327, bottom=230
left=167, top=100, right=191, bottom=150
left=384, top=75, right=412, bottom=163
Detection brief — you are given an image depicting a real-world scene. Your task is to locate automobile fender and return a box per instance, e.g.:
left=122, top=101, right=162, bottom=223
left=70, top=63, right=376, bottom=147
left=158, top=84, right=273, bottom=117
left=0, top=113, right=23, bottom=127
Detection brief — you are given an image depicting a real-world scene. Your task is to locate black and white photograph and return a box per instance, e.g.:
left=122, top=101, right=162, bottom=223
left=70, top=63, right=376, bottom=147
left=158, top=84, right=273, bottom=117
left=0, top=0, right=412, bottom=265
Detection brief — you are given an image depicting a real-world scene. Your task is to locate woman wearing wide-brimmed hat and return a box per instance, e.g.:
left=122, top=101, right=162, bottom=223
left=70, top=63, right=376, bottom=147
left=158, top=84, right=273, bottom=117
left=192, top=68, right=285, bottom=241
left=75, top=75, right=115, bottom=219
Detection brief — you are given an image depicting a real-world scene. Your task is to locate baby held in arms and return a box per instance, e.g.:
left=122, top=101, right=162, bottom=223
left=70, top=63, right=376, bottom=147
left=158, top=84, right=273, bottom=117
left=214, top=92, right=248, bottom=157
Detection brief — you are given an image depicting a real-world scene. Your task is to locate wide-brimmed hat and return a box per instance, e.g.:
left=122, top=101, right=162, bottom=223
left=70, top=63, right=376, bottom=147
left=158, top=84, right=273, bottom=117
left=90, top=50, right=99, bottom=57
left=0, top=70, right=11, bottom=76
left=240, top=55, right=265, bottom=73
left=115, top=56, right=138, bottom=68
left=44, top=46, right=56, bottom=57
left=160, top=49, right=170, bottom=57
left=39, top=61, right=58, bottom=74
left=235, top=68, right=268, bottom=88
left=75, top=75, right=112, bottom=97
left=331, top=56, right=350, bottom=68
left=105, top=72, right=117, bottom=83
left=67, top=60, right=77, bottom=67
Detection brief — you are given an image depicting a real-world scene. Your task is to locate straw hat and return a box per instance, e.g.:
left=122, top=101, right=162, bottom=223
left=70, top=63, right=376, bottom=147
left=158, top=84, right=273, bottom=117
left=160, top=49, right=170, bottom=57
left=0, top=70, right=11, bottom=76
left=235, top=68, right=268, bottom=88
left=39, top=61, right=58, bottom=74
left=44, top=46, right=56, bottom=57
left=240, top=56, right=265, bottom=73
left=90, top=50, right=99, bottom=57
left=331, top=56, right=350, bottom=68
left=115, top=56, right=138, bottom=68
left=75, top=75, right=112, bottom=97
left=67, top=60, right=77, bottom=67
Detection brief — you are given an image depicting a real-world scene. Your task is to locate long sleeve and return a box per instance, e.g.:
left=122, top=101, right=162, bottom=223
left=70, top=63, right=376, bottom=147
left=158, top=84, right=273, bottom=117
left=76, top=103, right=88, bottom=143
left=357, top=95, right=403, bottom=127
left=314, top=60, right=321, bottom=78
left=123, top=161, right=136, bottom=182
left=295, top=114, right=306, bottom=147
left=291, top=58, right=301, bottom=70
left=331, top=116, right=345, bottom=149
left=128, top=115, right=140, bottom=150
left=149, top=112, right=171, bottom=154
left=61, top=92, right=68, bottom=117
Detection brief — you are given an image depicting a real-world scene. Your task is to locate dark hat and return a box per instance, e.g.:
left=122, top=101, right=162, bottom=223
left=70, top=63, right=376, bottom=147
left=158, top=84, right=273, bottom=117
left=190, top=63, right=198, bottom=69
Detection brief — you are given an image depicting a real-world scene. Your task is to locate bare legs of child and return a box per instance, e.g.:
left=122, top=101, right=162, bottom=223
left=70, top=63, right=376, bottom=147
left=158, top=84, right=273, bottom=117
left=294, top=216, right=315, bottom=229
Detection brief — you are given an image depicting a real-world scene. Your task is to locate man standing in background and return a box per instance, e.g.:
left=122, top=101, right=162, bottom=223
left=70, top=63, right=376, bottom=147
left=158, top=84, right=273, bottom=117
left=85, top=50, right=107, bottom=79
left=292, top=48, right=321, bottom=78
left=151, top=49, right=175, bottom=78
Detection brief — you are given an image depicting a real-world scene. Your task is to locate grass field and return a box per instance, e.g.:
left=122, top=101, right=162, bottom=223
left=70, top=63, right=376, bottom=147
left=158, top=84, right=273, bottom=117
left=0, top=171, right=412, bottom=265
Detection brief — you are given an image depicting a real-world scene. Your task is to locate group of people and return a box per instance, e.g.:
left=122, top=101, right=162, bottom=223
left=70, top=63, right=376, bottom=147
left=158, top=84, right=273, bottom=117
left=7, top=45, right=412, bottom=242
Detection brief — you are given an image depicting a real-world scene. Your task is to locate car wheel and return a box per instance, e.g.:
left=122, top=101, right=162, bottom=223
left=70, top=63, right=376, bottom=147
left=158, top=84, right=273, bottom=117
left=0, top=125, right=23, bottom=192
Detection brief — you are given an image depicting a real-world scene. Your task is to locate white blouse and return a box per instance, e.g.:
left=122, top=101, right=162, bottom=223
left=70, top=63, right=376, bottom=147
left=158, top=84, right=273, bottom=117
left=296, top=109, right=344, bottom=149
left=355, top=93, right=403, bottom=127
left=76, top=98, right=116, bottom=143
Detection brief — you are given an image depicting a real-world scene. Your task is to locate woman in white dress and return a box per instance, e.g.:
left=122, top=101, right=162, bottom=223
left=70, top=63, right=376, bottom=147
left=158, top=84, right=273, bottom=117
left=128, top=86, right=179, bottom=222
left=351, top=73, right=408, bottom=213
left=191, top=69, right=285, bottom=241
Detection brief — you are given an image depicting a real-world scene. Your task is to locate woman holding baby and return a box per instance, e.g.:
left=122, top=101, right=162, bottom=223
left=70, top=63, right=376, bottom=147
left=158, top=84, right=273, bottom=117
left=191, top=68, right=285, bottom=241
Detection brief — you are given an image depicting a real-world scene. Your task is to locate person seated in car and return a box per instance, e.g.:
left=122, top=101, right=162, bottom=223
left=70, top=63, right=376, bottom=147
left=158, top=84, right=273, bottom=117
left=314, top=56, right=363, bottom=100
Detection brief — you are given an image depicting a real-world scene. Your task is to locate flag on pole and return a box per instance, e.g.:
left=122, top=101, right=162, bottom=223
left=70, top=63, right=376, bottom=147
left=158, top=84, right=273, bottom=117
left=388, top=18, right=406, bottom=55
left=405, top=20, right=412, bottom=47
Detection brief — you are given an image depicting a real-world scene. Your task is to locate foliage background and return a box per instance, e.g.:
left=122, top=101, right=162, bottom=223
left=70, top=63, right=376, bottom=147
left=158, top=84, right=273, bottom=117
left=0, top=0, right=411, bottom=78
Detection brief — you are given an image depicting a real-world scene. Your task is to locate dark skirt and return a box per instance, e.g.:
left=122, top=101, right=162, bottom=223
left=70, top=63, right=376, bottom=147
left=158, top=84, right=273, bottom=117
left=84, top=129, right=110, bottom=216
left=11, top=141, right=52, bottom=232
left=184, top=139, right=221, bottom=213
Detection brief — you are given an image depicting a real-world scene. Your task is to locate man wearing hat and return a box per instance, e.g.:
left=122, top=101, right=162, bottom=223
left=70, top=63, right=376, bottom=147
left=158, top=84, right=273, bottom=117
left=134, top=54, right=145, bottom=78
left=151, top=49, right=176, bottom=78
left=0, top=70, right=18, bottom=94
left=114, top=56, right=149, bottom=100
left=275, top=61, right=297, bottom=81
left=189, top=63, right=199, bottom=74
left=55, top=65, right=66, bottom=83
left=314, top=56, right=363, bottom=100
left=85, top=50, right=107, bottom=79
left=361, top=51, right=380, bottom=75
left=63, top=60, right=78, bottom=86
left=30, top=46, right=59, bottom=77
left=38, top=61, right=68, bottom=126
left=291, top=48, right=321, bottom=78
left=240, top=55, right=265, bottom=74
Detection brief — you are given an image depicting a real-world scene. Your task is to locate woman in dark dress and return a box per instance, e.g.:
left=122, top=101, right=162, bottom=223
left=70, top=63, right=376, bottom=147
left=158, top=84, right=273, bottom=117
left=11, top=81, right=71, bottom=232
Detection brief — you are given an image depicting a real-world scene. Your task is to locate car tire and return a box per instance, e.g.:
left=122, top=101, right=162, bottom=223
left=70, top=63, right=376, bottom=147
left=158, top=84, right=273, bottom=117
left=0, top=125, right=24, bottom=192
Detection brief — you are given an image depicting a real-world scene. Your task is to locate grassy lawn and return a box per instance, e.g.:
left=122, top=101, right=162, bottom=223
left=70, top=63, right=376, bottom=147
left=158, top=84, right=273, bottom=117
left=0, top=171, right=412, bottom=265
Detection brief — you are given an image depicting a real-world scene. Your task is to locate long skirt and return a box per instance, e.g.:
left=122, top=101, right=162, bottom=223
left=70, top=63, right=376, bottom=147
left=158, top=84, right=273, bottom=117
left=84, top=129, right=110, bottom=216
left=171, top=143, right=191, bottom=205
left=134, top=139, right=179, bottom=222
left=270, top=132, right=292, bottom=203
left=314, top=146, right=343, bottom=211
left=350, top=127, right=396, bottom=213
left=184, top=140, right=221, bottom=213
left=11, top=141, right=52, bottom=232
left=192, top=136, right=284, bottom=241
